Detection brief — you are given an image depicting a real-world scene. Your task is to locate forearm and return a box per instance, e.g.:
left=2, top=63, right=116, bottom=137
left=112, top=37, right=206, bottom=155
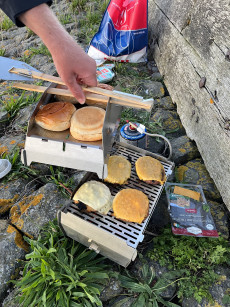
left=18, top=3, right=97, bottom=103
left=19, top=3, right=76, bottom=55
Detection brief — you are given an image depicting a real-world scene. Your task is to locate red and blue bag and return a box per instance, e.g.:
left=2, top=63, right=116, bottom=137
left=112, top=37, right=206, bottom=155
left=88, top=0, right=148, bottom=65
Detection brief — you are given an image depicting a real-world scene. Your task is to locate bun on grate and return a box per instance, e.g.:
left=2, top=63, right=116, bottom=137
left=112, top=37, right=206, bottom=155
left=70, top=106, right=105, bottom=141
left=73, top=180, right=112, bottom=215
left=104, top=155, right=131, bottom=184
left=35, top=101, right=76, bottom=131
left=113, top=188, right=149, bottom=223
left=135, top=156, right=166, bottom=185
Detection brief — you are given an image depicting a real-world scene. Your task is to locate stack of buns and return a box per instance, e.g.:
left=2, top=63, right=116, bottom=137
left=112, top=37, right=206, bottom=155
left=35, top=102, right=105, bottom=141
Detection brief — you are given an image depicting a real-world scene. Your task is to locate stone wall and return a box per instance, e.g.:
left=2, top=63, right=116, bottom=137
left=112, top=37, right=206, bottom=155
left=148, top=0, right=230, bottom=210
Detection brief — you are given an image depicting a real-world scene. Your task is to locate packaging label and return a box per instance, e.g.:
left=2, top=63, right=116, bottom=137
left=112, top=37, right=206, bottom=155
left=169, top=192, right=218, bottom=238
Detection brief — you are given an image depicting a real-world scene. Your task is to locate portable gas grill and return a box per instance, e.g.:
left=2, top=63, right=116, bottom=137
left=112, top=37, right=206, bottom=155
left=21, top=83, right=174, bottom=267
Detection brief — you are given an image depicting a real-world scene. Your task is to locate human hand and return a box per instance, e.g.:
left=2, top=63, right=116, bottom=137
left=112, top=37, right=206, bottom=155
left=51, top=38, right=97, bottom=104
left=18, top=4, right=97, bottom=104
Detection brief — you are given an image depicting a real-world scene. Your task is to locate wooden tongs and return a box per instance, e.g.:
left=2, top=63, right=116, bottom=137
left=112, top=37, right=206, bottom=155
left=9, top=67, right=153, bottom=111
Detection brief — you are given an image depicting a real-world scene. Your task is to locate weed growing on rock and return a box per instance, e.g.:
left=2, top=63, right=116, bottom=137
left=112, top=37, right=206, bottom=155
left=147, top=227, right=230, bottom=303
left=29, top=44, right=52, bottom=59
left=121, top=108, right=166, bottom=136
left=0, top=47, right=5, bottom=56
left=114, top=261, right=182, bottom=307
left=58, top=13, right=74, bottom=25
left=1, top=91, right=41, bottom=122
left=0, top=15, right=14, bottom=30
left=12, top=220, right=109, bottom=307
left=1, top=147, right=38, bottom=182
left=42, top=166, right=76, bottom=198
left=70, top=0, right=88, bottom=12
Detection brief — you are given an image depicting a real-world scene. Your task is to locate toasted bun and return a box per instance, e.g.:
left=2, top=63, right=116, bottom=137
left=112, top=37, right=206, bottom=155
left=113, top=189, right=149, bottom=223
left=73, top=180, right=112, bottom=215
left=104, top=155, right=131, bottom=184
left=70, top=106, right=105, bottom=141
left=135, top=156, right=166, bottom=185
left=35, top=102, right=76, bottom=131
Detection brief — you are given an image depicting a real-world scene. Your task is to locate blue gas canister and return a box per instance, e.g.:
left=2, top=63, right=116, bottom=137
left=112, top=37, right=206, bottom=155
left=120, top=122, right=146, bottom=147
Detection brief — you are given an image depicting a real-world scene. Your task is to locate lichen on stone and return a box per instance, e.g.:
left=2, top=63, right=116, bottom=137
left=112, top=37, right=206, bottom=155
left=0, top=194, right=19, bottom=215
left=10, top=194, right=44, bottom=230
left=0, top=145, right=8, bottom=155
left=7, top=225, right=29, bottom=252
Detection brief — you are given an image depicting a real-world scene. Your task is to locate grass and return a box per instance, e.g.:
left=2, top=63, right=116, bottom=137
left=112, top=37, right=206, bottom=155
left=12, top=220, right=109, bottom=307
left=58, top=13, right=74, bottom=25
left=70, top=0, right=88, bottom=12
left=120, top=108, right=166, bottom=136
left=0, top=48, right=6, bottom=56
left=1, top=147, right=38, bottom=182
left=0, top=15, right=14, bottom=30
left=1, top=90, right=41, bottom=122
left=147, top=227, right=230, bottom=304
left=29, top=44, right=52, bottom=59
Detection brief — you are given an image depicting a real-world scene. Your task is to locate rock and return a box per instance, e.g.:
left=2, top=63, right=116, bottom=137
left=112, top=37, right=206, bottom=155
left=170, top=135, right=201, bottom=165
left=151, top=109, right=186, bottom=138
left=71, top=171, right=87, bottom=185
left=146, top=135, right=166, bottom=156
left=209, top=201, right=230, bottom=239
left=107, top=296, right=135, bottom=307
left=0, top=110, right=8, bottom=136
left=151, top=72, right=163, bottom=81
left=0, top=221, right=26, bottom=303
left=30, top=162, right=52, bottom=176
left=147, top=61, right=158, bottom=73
left=141, top=80, right=165, bottom=98
left=29, top=54, right=56, bottom=75
left=176, top=158, right=222, bottom=201
left=10, top=104, right=35, bottom=132
left=147, top=193, right=171, bottom=234
left=2, top=287, right=20, bottom=307
left=0, top=178, right=38, bottom=216
left=100, top=278, right=123, bottom=302
left=0, top=134, right=25, bottom=155
left=131, top=258, right=176, bottom=300
left=9, top=183, right=71, bottom=238
left=182, top=265, right=230, bottom=307
left=153, top=96, right=176, bottom=110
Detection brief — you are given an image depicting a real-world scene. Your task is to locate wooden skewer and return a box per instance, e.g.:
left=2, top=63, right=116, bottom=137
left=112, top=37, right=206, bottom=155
left=12, top=82, right=108, bottom=102
left=9, top=67, right=146, bottom=104
left=12, top=82, right=153, bottom=110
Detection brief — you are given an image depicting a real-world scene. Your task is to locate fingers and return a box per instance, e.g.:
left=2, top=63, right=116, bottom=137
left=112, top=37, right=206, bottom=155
left=81, top=74, right=98, bottom=88
left=65, top=76, right=86, bottom=104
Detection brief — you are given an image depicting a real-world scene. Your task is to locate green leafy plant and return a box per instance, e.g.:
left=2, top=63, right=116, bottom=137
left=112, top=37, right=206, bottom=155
left=29, top=44, right=52, bottom=58
left=13, top=220, right=109, bottom=307
left=1, top=90, right=41, bottom=122
left=0, top=47, right=6, bottom=56
left=0, top=15, right=14, bottom=30
left=42, top=165, right=76, bottom=198
left=147, top=227, right=230, bottom=303
left=58, top=13, right=74, bottom=25
left=116, top=262, right=183, bottom=307
left=70, top=0, right=88, bottom=12
left=1, top=147, right=38, bottom=182
left=120, top=108, right=166, bottom=136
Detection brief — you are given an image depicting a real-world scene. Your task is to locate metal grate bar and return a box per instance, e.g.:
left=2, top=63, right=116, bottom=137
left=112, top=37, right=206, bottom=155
left=66, top=143, right=173, bottom=248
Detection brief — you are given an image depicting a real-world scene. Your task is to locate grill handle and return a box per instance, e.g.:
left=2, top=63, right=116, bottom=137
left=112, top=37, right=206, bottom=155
left=88, top=239, right=100, bottom=254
